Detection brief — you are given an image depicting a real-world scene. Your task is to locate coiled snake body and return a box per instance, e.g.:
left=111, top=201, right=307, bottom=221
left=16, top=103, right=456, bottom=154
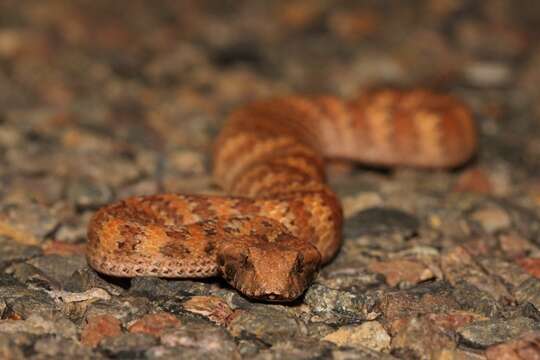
left=87, top=89, right=476, bottom=301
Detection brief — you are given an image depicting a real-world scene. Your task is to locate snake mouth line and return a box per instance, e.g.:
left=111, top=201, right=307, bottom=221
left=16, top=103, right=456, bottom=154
left=236, top=286, right=301, bottom=302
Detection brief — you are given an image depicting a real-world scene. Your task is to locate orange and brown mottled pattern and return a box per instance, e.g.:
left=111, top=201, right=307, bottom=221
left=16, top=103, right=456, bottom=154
left=87, top=88, right=476, bottom=301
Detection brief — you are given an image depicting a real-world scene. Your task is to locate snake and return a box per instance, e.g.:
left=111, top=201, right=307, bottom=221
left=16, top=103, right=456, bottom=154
left=86, top=88, right=477, bottom=301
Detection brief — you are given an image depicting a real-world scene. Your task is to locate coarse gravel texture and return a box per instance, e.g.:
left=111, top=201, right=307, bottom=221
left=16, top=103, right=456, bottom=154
left=1, top=1, right=540, bottom=359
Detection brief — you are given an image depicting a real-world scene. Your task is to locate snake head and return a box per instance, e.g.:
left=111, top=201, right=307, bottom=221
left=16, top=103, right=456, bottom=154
left=217, top=236, right=321, bottom=301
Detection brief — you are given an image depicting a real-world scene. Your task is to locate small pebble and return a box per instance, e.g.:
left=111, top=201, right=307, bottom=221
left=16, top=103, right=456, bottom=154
left=464, top=61, right=512, bottom=87
left=99, top=333, right=158, bottom=358
left=322, top=321, right=391, bottom=352
left=0, top=314, right=77, bottom=338
left=458, top=317, right=540, bottom=348
left=368, top=259, right=434, bottom=287
left=160, top=322, right=238, bottom=357
left=391, top=316, right=456, bottom=360
left=514, top=278, right=540, bottom=310
left=471, top=206, right=512, bottom=233
left=80, top=314, right=122, bottom=348
left=128, top=312, right=181, bottom=336
left=454, top=168, right=494, bottom=194
left=182, top=295, right=236, bottom=326
left=441, top=246, right=512, bottom=302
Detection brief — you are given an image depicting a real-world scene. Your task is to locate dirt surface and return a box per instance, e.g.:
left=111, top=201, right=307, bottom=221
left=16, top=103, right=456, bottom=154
left=1, top=1, right=540, bottom=359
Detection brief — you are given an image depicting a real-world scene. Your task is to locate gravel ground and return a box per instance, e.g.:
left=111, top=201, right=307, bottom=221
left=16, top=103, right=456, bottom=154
left=1, top=1, right=540, bottom=359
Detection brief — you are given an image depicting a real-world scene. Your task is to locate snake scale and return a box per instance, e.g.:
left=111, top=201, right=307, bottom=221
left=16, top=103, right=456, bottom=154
left=87, top=89, right=477, bottom=301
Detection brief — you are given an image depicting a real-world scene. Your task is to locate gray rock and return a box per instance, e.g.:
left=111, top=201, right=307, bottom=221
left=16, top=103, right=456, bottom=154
left=55, top=212, right=93, bottom=243
left=6, top=293, right=57, bottom=319
left=129, top=277, right=213, bottom=300
left=323, top=321, right=391, bottom=352
left=237, top=339, right=265, bottom=358
left=0, top=277, right=58, bottom=318
left=458, top=317, right=540, bottom=348
left=227, top=305, right=308, bottom=344
left=305, top=321, right=335, bottom=338
left=64, top=268, right=125, bottom=295
left=158, top=322, right=238, bottom=359
left=9, top=262, right=62, bottom=290
left=318, top=267, right=385, bottom=293
left=452, top=283, right=503, bottom=318
left=100, top=333, right=158, bottom=358
left=514, top=278, right=540, bottom=311
left=442, top=246, right=512, bottom=302
left=27, top=254, right=88, bottom=287
left=253, top=337, right=334, bottom=359
left=0, top=314, right=77, bottom=338
left=84, top=295, right=153, bottom=324
left=331, top=348, right=397, bottom=360
left=146, top=346, right=236, bottom=360
left=0, top=273, right=22, bottom=287
left=304, top=284, right=379, bottom=325
left=66, top=178, right=112, bottom=208
left=0, top=236, right=42, bottom=270
left=0, top=202, right=59, bottom=242
left=33, top=336, right=95, bottom=359
left=378, top=281, right=461, bottom=322
left=344, top=207, right=419, bottom=239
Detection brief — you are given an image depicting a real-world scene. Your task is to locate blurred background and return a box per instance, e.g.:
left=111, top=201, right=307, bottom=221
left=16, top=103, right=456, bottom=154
left=1, top=0, right=540, bottom=198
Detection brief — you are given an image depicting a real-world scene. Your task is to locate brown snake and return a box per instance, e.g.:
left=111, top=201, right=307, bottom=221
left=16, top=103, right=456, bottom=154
left=87, top=89, right=477, bottom=301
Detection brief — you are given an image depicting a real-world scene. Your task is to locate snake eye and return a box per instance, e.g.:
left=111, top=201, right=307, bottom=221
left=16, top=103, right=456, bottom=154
left=240, top=253, right=253, bottom=269
left=224, top=264, right=236, bottom=280
left=240, top=254, right=248, bottom=265
left=217, top=255, right=225, bottom=267
left=293, top=255, right=304, bottom=274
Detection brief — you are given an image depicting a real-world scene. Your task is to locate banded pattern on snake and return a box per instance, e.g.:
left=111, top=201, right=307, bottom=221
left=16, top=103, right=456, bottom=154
left=87, top=89, right=476, bottom=301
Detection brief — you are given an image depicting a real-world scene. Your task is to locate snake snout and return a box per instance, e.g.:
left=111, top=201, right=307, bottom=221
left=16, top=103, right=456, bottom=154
left=217, top=240, right=321, bottom=301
